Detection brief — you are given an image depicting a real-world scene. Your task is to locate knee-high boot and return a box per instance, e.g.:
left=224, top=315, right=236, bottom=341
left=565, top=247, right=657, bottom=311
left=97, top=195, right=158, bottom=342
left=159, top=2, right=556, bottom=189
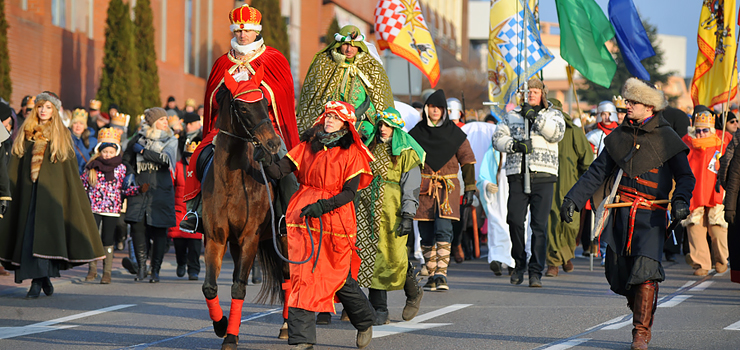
left=421, top=245, right=437, bottom=276
left=85, top=261, right=98, bottom=281
left=402, top=262, right=423, bottom=321
left=631, top=281, right=658, bottom=350
left=101, top=246, right=114, bottom=284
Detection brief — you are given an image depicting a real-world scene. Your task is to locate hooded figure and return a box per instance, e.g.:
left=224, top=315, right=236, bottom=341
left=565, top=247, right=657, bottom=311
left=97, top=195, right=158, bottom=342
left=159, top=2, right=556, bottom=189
left=408, top=89, right=477, bottom=292
left=296, top=25, right=394, bottom=133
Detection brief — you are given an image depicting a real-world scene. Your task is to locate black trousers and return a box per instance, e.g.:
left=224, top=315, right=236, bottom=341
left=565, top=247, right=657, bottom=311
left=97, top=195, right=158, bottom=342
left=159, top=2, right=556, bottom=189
left=93, top=214, right=118, bottom=247
left=507, top=179, right=554, bottom=277
left=368, top=262, right=420, bottom=312
left=173, top=238, right=202, bottom=275
left=288, top=274, right=375, bottom=345
left=130, top=220, right=168, bottom=273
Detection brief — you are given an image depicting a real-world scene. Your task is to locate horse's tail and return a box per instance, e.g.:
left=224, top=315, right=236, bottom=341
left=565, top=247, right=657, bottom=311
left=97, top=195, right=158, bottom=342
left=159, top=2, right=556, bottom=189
left=254, top=238, right=285, bottom=305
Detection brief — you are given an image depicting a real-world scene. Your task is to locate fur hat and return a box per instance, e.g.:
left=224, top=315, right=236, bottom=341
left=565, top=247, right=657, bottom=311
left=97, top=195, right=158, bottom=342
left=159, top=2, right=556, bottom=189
left=36, top=91, right=62, bottom=112
left=144, top=107, right=168, bottom=126
left=528, top=78, right=548, bottom=105
left=621, top=78, right=668, bottom=111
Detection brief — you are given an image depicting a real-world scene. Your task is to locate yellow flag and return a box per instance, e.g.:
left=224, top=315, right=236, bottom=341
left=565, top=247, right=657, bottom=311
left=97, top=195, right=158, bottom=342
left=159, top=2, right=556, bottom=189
left=375, top=0, right=440, bottom=87
left=488, top=0, right=553, bottom=117
left=691, top=0, right=737, bottom=107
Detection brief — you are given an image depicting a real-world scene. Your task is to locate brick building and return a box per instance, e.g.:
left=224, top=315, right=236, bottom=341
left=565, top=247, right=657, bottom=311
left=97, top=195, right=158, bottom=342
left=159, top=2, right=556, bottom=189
left=6, top=0, right=234, bottom=112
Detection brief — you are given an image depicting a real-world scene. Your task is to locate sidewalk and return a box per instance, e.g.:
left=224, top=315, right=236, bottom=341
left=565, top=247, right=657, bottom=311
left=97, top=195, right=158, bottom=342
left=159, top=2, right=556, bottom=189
left=0, top=248, right=189, bottom=296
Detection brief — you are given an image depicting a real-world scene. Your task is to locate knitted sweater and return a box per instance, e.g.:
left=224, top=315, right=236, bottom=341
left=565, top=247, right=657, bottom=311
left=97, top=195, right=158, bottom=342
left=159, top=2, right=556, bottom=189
left=81, top=163, right=140, bottom=216
left=492, top=101, right=566, bottom=177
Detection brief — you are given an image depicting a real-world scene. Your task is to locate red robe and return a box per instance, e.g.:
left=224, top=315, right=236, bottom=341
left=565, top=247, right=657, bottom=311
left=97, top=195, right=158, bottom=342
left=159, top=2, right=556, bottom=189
left=683, top=130, right=732, bottom=211
left=184, top=46, right=298, bottom=201
left=169, top=160, right=202, bottom=239
left=285, top=141, right=372, bottom=313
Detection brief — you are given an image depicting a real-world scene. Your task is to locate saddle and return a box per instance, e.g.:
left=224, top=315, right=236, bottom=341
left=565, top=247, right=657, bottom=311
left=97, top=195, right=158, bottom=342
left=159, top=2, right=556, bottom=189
left=195, top=142, right=215, bottom=182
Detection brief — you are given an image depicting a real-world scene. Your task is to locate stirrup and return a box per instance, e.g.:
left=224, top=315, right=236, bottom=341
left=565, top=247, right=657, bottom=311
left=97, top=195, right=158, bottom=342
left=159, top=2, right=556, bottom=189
left=179, top=211, right=199, bottom=233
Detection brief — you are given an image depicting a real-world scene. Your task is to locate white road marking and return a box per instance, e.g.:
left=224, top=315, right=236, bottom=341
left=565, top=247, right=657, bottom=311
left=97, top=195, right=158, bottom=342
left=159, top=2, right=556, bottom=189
left=658, top=295, right=692, bottom=308
left=689, top=281, right=713, bottom=292
left=587, top=315, right=630, bottom=331
left=0, top=304, right=135, bottom=339
left=541, top=338, right=591, bottom=350
left=679, top=280, right=694, bottom=290
left=121, top=308, right=281, bottom=349
left=373, top=304, right=472, bottom=338
left=602, top=319, right=632, bottom=330
left=724, top=320, right=740, bottom=330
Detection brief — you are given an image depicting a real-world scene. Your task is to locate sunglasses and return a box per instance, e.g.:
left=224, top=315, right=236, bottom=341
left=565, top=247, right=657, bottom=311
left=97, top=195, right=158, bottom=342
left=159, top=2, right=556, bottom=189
left=696, top=128, right=711, bottom=134
left=730, top=120, right=738, bottom=124
left=624, top=99, right=642, bottom=106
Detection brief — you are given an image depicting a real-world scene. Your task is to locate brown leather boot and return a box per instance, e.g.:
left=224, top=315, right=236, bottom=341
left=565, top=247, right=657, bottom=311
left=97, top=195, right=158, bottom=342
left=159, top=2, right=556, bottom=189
left=631, top=281, right=658, bottom=350
left=85, top=261, right=98, bottom=281
left=545, top=266, right=558, bottom=277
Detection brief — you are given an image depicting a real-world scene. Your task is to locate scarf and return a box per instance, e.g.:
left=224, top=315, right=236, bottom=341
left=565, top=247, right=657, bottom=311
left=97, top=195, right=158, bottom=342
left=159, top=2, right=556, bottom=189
left=26, top=122, right=52, bottom=183
left=597, top=122, right=617, bottom=136
left=317, top=129, right=348, bottom=147
left=136, top=125, right=176, bottom=174
left=604, top=112, right=688, bottom=178
left=330, top=50, right=374, bottom=90
left=230, top=37, right=265, bottom=58
left=86, top=155, right=122, bottom=182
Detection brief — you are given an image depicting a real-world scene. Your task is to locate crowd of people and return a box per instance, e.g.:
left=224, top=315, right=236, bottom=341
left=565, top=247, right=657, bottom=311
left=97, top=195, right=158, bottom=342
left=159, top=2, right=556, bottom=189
left=0, top=4, right=737, bottom=350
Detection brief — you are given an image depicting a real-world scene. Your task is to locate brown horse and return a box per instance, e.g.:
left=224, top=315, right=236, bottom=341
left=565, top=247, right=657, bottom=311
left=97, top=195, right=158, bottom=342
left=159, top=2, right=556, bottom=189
left=201, top=66, right=288, bottom=350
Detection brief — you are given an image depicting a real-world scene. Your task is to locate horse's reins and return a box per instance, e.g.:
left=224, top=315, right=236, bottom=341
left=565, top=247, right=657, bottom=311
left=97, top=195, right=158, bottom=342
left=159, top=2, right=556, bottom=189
left=223, top=96, right=324, bottom=271
left=259, top=163, right=323, bottom=273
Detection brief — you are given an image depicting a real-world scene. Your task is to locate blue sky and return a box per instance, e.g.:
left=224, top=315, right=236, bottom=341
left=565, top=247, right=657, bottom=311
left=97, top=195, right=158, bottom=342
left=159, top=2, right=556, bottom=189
left=474, top=0, right=740, bottom=77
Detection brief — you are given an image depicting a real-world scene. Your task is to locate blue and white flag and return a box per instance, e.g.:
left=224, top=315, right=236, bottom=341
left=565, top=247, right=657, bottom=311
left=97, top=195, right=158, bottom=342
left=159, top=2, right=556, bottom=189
left=488, top=0, right=554, bottom=118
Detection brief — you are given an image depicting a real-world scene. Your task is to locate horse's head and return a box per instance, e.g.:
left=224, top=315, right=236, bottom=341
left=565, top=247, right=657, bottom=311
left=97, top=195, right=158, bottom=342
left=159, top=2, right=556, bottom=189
left=221, top=65, right=282, bottom=155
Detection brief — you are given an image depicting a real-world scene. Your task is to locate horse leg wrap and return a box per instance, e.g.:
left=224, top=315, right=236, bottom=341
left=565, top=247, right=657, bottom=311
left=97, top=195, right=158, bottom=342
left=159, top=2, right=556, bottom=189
left=282, top=279, right=292, bottom=320
left=205, top=296, right=223, bottom=322
left=226, top=299, right=244, bottom=336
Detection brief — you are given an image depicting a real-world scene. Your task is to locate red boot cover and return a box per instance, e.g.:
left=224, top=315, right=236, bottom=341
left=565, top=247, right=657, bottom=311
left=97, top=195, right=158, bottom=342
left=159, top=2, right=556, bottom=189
left=206, top=296, right=223, bottom=322
left=227, top=299, right=244, bottom=336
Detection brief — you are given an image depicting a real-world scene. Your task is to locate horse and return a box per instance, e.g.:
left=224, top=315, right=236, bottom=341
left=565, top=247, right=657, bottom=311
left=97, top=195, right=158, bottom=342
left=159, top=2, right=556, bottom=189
left=200, top=65, right=290, bottom=350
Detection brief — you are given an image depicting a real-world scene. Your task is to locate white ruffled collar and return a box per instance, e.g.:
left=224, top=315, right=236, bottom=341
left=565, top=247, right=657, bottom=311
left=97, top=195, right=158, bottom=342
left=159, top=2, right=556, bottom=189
left=231, top=37, right=264, bottom=56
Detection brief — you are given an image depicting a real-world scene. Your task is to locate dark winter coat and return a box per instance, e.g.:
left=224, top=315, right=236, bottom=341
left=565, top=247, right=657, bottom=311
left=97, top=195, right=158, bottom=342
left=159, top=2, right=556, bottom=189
left=122, top=133, right=177, bottom=228
left=0, top=143, right=104, bottom=270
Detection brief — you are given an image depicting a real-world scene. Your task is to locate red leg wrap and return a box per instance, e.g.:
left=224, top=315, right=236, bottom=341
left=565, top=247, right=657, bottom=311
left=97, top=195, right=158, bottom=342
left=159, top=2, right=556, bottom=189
left=205, top=296, right=223, bottom=322
left=227, top=299, right=244, bottom=336
left=282, top=279, right=292, bottom=320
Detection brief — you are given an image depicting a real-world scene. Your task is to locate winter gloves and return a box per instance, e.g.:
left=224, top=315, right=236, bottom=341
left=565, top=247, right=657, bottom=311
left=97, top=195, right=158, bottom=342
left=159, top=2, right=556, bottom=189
left=726, top=210, right=736, bottom=225
left=300, top=200, right=327, bottom=218
left=396, top=215, right=414, bottom=237
left=520, top=103, right=537, bottom=123
left=560, top=198, right=576, bottom=223
left=132, top=143, right=145, bottom=154
left=461, top=190, right=476, bottom=207
left=0, top=199, right=6, bottom=216
left=512, top=139, right=533, bottom=154
left=671, top=199, right=690, bottom=222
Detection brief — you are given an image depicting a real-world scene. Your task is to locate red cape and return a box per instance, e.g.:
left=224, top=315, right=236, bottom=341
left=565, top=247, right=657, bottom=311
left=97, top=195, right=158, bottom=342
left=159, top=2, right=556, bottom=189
left=203, top=47, right=298, bottom=150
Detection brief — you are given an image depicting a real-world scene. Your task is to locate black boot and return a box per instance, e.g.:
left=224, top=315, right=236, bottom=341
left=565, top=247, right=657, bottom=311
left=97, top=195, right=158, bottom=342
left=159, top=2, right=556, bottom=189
left=26, top=278, right=42, bottom=299
left=135, top=246, right=148, bottom=282
left=150, top=233, right=167, bottom=283
left=41, top=277, right=54, bottom=296
left=402, top=262, right=423, bottom=321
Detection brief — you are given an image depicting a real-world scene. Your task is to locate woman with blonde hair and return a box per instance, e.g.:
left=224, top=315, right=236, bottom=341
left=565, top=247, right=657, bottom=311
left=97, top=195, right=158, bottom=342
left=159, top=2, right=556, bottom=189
left=0, top=91, right=104, bottom=298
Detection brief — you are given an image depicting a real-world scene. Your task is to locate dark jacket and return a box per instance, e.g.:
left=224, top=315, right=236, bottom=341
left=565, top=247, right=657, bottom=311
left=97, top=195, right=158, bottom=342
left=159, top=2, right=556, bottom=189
left=0, top=137, right=10, bottom=202
left=122, top=133, right=177, bottom=228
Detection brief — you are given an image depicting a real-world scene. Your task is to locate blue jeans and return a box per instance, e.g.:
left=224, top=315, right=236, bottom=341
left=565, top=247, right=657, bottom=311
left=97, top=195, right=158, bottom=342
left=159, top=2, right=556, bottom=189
left=418, top=215, right=453, bottom=246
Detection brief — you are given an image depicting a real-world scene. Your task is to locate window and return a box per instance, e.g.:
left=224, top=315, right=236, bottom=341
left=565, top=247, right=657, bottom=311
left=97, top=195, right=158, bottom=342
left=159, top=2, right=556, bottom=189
left=52, top=0, right=66, bottom=28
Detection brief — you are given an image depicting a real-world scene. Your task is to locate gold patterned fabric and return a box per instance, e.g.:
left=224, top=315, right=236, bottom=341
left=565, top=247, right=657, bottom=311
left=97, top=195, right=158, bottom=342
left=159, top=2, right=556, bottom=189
left=297, top=50, right=394, bottom=134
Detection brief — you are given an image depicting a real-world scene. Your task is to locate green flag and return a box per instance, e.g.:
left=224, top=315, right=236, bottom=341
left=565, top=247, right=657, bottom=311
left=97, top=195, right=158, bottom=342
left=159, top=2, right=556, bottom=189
left=556, top=0, right=616, bottom=88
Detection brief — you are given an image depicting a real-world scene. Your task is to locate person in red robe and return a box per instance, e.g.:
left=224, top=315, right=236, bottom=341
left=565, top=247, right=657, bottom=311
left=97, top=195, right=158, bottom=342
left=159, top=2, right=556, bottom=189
left=262, top=101, right=375, bottom=350
left=682, top=106, right=731, bottom=276
left=179, top=4, right=298, bottom=233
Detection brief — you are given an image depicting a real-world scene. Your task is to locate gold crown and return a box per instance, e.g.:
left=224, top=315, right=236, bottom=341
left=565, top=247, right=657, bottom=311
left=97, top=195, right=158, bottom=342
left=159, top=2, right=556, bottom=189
left=89, top=99, right=102, bottom=110
left=229, top=4, right=262, bottom=32
left=137, top=114, right=145, bottom=122
left=26, top=96, right=36, bottom=109
left=71, top=108, right=88, bottom=125
left=97, top=127, right=123, bottom=144
left=612, top=95, right=627, bottom=110
left=185, top=98, right=197, bottom=107
left=185, top=141, right=200, bottom=153
left=111, top=113, right=130, bottom=127
left=694, top=110, right=715, bottom=128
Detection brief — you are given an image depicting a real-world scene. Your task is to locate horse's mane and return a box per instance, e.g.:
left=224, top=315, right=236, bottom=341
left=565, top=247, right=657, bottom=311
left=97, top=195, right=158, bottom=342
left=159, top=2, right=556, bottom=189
left=300, top=124, right=354, bottom=153
left=214, top=86, right=232, bottom=131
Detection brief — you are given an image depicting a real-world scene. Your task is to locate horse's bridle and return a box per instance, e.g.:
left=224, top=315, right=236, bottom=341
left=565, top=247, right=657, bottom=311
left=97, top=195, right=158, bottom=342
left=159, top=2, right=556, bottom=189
left=219, top=95, right=272, bottom=147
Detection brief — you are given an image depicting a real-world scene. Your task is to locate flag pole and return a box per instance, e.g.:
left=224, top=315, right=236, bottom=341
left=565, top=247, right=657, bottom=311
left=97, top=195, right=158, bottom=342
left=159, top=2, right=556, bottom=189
left=566, top=65, right=585, bottom=133
left=521, top=0, right=531, bottom=194
left=408, top=61, right=413, bottom=105
left=720, top=31, right=740, bottom=156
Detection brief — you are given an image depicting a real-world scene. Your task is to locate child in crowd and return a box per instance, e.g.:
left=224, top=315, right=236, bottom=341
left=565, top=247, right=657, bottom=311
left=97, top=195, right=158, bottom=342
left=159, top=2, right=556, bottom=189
left=81, top=127, right=146, bottom=284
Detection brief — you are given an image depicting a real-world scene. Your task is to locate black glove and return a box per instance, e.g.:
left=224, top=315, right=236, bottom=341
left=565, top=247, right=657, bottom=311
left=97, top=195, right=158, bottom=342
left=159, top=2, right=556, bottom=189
left=0, top=199, right=7, bottom=216
left=560, top=197, right=576, bottom=223
left=671, top=199, right=690, bottom=222
left=512, top=139, right=533, bottom=154
left=396, top=216, right=414, bottom=237
left=253, top=147, right=275, bottom=168
left=725, top=210, right=736, bottom=225
left=300, top=200, right=325, bottom=218
left=520, top=103, right=537, bottom=123
left=123, top=173, right=136, bottom=189
left=461, top=190, right=475, bottom=207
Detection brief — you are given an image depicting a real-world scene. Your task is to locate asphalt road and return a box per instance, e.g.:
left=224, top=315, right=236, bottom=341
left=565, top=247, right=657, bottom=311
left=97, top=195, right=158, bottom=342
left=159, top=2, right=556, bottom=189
left=1, top=248, right=738, bottom=350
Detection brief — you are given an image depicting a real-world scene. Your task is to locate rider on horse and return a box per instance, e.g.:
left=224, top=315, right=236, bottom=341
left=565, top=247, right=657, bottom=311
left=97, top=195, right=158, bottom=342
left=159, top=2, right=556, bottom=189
left=180, top=3, right=298, bottom=233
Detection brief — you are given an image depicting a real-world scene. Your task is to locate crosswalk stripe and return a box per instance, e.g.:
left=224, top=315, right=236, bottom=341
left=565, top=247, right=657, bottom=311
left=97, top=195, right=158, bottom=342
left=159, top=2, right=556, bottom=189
left=658, top=295, right=692, bottom=308
left=540, top=338, right=591, bottom=350
left=0, top=304, right=135, bottom=340
left=724, top=320, right=740, bottom=330
left=689, top=281, right=713, bottom=292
